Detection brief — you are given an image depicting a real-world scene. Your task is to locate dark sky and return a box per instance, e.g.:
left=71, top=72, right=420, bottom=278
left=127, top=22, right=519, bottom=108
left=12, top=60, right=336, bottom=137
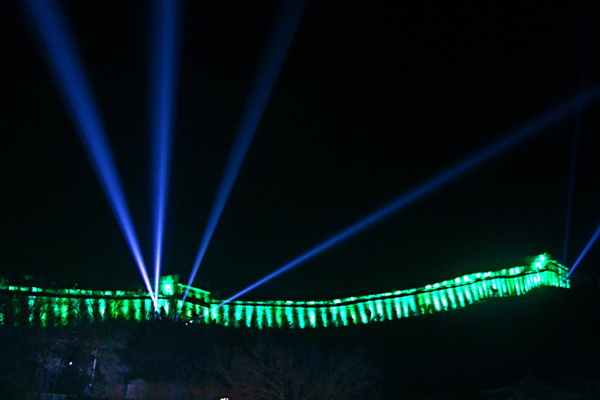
left=1, top=1, right=599, bottom=302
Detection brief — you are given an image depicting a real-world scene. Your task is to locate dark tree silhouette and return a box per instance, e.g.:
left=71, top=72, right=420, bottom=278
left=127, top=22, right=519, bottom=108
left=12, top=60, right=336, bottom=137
left=209, top=338, right=378, bottom=400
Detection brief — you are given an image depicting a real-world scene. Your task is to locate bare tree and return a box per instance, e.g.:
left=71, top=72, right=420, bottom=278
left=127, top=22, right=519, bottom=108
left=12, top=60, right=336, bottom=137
left=209, top=338, right=378, bottom=400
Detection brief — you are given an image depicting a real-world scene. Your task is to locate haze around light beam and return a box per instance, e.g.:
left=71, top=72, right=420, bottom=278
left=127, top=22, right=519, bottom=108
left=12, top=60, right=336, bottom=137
left=182, top=0, right=306, bottom=303
left=567, top=221, right=600, bottom=278
left=220, top=87, right=600, bottom=306
left=22, top=0, right=156, bottom=305
left=151, top=0, right=182, bottom=309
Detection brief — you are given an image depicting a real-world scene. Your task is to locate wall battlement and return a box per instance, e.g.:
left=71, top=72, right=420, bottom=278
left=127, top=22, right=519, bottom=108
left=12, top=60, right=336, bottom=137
left=0, top=254, right=569, bottom=329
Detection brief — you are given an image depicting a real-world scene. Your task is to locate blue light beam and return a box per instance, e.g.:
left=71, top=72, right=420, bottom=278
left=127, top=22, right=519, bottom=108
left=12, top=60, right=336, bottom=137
left=567, top=221, right=600, bottom=278
left=151, top=0, right=182, bottom=308
left=23, top=0, right=156, bottom=305
left=221, top=87, right=600, bottom=305
left=182, top=0, right=306, bottom=302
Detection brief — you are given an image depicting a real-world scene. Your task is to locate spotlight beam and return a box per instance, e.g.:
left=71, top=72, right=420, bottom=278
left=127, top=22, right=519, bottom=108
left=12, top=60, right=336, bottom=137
left=151, top=0, right=182, bottom=308
left=221, top=88, right=600, bottom=305
left=567, top=221, right=600, bottom=278
left=23, top=0, right=156, bottom=304
left=182, top=0, right=306, bottom=302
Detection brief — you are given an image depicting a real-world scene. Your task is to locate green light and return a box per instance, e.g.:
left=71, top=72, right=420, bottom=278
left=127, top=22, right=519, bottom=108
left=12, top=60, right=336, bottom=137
left=266, top=308, right=273, bottom=327
left=218, top=304, right=226, bottom=326
left=0, top=254, right=569, bottom=329
left=358, top=304, right=367, bottom=323
left=256, top=306, right=264, bottom=329
left=457, top=291, right=465, bottom=307
left=340, top=307, right=348, bottom=326
left=320, top=308, right=328, bottom=327
left=246, top=306, right=253, bottom=328
left=309, top=309, right=316, bottom=327
left=298, top=308, right=305, bottom=328
left=163, top=283, right=173, bottom=295
left=350, top=307, right=358, bottom=324
left=145, top=299, right=152, bottom=319
left=383, top=300, right=391, bottom=319
left=440, top=293, right=448, bottom=308
left=376, top=300, right=383, bottom=316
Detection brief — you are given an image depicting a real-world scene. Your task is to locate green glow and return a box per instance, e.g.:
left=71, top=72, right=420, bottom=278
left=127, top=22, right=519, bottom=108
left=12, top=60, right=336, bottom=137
left=0, top=254, right=569, bottom=329
left=134, top=300, right=142, bottom=321
left=53, top=302, right=60, bottom=324
left=234, top=305, right=242, bottom=326
left=246, top=306, right=253, bottom=327
left=285, top=307, right=293, bottom=328
left=256, top=306, right=264, bottom=329
left=401, top=300, right=408, bottom=317
left=358, top=304, right=366, bottom=324
left=433, top=294, right=440, bottom=311
left=163, top=283, right=173, bottom=295
left=320, top=308, right=328, bottom=327
left=298, top=308, right=305, bottom=328
left=340, top=307, right=348, bottom=326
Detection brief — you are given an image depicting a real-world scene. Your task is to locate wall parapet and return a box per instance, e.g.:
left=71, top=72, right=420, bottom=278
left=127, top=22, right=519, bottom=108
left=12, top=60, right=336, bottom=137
left=0, top=254, right=569, bottom=328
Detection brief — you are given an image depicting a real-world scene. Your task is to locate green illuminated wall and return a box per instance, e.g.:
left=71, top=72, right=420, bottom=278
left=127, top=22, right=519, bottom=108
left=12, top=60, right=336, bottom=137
left=0, top=254, right=569, bottom=328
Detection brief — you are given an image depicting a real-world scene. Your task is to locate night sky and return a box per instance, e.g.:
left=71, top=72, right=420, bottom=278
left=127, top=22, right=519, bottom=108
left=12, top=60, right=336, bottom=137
left=2, top=1, right=600, bottom=394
